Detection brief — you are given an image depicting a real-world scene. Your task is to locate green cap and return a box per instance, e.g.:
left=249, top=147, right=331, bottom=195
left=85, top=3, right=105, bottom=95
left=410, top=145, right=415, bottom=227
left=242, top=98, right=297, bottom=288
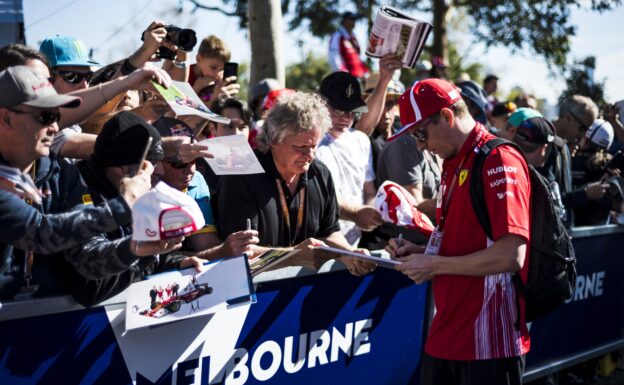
left=508, top=107, right=542, bottom=127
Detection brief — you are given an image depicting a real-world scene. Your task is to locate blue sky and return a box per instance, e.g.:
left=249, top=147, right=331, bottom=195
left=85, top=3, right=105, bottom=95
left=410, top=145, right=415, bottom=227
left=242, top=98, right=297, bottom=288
left=23, top=0, right=624, bottom=107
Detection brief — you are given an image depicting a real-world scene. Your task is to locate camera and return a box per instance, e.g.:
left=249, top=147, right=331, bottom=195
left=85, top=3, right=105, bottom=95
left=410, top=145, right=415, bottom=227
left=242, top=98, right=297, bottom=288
left=142, top=25, right=197, bottom=61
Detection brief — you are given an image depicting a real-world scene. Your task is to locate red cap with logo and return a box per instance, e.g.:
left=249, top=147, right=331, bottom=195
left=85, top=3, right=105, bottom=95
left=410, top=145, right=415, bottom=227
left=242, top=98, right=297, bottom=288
left=390, top=78, right=462, bottom=141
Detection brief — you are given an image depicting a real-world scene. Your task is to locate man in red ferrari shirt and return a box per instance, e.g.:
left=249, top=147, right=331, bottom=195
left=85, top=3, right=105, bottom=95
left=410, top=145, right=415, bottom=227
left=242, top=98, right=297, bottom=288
left=387, top=78, right=531, bottom=385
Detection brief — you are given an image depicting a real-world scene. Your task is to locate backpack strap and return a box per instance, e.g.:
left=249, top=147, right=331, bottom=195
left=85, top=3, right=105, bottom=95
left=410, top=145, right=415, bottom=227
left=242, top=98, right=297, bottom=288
left=469, top=137, right=526, bottom=330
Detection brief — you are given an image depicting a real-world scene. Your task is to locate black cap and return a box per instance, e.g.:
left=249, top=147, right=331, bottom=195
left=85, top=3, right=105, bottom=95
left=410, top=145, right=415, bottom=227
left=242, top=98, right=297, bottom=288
left=491, top=101, right=517, bottom=118
left=93, top=111, right=164, bottom=168
left=320, top=72, right=368, bottom=113
left=154, top=116, right=195, bottom=140
left=514, top=117, right=555, bottom=145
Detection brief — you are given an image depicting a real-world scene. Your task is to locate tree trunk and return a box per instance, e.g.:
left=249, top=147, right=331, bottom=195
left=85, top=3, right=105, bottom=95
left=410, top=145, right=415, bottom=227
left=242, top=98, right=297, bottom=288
left=431, top=0, right=450, bottom=62
left=248, top=0, right=284, bottom=92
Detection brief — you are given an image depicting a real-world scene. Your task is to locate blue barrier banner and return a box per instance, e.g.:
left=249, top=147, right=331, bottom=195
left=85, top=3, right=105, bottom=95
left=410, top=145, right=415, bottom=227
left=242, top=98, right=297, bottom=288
left=526, top=231, right=624, bottom=373
left=0, top=268, right=428, bottom=385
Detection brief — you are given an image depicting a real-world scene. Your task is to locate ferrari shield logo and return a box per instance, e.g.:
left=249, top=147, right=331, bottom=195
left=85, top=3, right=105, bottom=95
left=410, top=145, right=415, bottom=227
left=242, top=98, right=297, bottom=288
left=459, top=169, right=468, bottom=186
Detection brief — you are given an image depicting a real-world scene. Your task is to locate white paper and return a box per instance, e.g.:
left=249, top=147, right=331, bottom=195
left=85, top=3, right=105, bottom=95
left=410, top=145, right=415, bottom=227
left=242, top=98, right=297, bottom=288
left=125, top=256, right=255, bottom=331
left=314, top=246, right=400, bottom=269
left=198, top=134, right=265, bottom=175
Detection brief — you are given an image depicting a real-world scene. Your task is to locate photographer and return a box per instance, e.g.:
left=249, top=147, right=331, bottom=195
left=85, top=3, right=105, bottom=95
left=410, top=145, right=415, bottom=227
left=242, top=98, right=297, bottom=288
left=123, top=21, right=194, bottom=83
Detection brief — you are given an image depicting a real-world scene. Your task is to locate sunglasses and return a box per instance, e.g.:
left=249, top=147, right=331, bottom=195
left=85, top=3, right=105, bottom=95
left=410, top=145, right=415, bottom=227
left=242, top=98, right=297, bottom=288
left=55, top=70, right=94, bottom=85
left=412, top=116, right=437, bottom=143
left=169, top=159, right=196, bottom=169
left=8, top=108, right=61, bottom=125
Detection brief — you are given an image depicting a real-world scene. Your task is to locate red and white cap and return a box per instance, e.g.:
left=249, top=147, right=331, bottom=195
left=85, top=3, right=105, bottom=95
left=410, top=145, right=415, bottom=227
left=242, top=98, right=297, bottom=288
left=373, top=181, right=434, bottom=238
left=390, top=78, right=462, bottom=141
left=132, top=182, right=205, bottom=241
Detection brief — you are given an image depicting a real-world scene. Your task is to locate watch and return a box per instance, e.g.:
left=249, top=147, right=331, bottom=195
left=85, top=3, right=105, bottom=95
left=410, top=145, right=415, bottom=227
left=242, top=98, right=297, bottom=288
left=173, top=59, right=187, bottom=69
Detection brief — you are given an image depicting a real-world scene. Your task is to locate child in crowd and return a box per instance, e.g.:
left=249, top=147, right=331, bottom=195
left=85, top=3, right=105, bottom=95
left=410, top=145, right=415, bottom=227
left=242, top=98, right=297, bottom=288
left=189, top=35, right=240, bottom=107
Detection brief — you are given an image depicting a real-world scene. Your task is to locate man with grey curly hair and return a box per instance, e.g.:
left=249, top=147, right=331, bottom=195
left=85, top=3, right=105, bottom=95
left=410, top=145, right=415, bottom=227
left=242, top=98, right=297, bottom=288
left=217, top=91, right=374, bottom=275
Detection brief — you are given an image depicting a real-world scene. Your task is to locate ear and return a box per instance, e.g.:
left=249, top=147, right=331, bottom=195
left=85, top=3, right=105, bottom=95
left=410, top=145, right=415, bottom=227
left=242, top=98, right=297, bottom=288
left=208, top=122, right=217, bottom=137
left=0, top=109, right=11, bottom=130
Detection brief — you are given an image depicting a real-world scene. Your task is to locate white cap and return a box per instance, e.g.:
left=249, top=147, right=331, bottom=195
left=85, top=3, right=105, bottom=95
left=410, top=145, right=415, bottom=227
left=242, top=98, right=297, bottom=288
left=586, top=119, right=614, bottom=150
left=132, top=182, right=205, bottom=241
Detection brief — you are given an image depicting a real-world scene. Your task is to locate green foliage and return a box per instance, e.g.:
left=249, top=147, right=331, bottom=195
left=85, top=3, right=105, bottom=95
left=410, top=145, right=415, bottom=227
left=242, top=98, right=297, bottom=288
left=285, top=51, right=330, bottom=92
left=558, top=56, right=606, bottom=106
left=281, top=0, right=621, bottom=69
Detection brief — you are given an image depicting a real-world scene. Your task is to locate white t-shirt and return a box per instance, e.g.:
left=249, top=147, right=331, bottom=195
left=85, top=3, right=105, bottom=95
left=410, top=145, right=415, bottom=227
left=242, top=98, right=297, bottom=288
left=316, top=129, right=375, bottom=246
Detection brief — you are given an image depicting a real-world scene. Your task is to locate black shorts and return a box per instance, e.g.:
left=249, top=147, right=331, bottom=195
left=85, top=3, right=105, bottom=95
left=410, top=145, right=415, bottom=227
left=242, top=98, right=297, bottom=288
left=421, top=353, right=525, bottom=385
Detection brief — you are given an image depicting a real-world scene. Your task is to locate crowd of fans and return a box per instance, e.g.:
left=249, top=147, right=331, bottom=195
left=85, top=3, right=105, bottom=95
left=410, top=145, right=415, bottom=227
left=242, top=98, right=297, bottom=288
left=0, top=17, right=622, bottom=309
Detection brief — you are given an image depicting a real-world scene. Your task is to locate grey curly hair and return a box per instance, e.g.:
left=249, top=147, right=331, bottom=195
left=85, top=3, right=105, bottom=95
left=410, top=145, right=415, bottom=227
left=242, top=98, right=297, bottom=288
left=256, top=91, right=331, bottom=153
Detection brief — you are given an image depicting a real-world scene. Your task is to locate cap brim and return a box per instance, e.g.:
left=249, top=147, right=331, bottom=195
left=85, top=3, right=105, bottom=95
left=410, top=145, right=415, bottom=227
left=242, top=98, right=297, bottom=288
left=23, top=94, right=81, bottom=109
left=388, top=122, right=417, bottom=142
left=53, top=59, right=100, bottom=68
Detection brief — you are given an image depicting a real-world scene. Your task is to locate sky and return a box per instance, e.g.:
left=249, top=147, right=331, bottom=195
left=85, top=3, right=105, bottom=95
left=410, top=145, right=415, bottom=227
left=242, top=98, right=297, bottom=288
left=22, top=0, right=624, bottom=108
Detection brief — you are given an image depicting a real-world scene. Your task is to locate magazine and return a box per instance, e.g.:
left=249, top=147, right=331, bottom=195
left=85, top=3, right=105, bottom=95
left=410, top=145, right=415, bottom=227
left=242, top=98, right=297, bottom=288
left=365, top=6, right=433, bottom=68
left=314, top=246, right=400, bottom=269
left=0, top=165, right=43, bottom=204
left=152, top=80, right=230, bottom=124
left=198, top=134, right=265, bottom=175
left=249, top=248, right=302, bottom=277
left=125, top=255, right=255, bottom=331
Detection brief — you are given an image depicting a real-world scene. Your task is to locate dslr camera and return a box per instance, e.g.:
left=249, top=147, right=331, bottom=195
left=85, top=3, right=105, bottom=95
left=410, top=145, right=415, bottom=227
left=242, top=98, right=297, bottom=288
left=142, top=25, right=197, bottom=60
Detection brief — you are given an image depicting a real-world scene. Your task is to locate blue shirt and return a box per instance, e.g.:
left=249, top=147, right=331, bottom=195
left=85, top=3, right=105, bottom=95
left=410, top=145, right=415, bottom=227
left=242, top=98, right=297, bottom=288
left=186, top=172, right=216, bottom=234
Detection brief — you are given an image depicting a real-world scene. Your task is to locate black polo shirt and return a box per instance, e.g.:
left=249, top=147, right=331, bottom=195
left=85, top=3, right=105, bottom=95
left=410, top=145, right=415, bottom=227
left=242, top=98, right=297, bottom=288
left=217, top=150, right=340, bottom=247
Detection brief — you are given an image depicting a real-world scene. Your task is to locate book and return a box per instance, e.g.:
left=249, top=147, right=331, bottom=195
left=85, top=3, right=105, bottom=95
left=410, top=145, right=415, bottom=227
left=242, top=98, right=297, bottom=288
left=314, top=246, right=400, bottom=269
left=198, top=134, right=265, bottom=175
left=0, top=165, right=43, bottom=204
left=365, top=6, right=433, bottom=68
left=125, top=255, right=255, bottom=331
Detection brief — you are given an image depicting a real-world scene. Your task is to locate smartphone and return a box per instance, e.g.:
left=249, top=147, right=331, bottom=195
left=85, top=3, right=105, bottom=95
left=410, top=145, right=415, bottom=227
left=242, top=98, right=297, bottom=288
left=604, top=151, right=624, bottom=171
left=223, top=62, right=238, bottom=80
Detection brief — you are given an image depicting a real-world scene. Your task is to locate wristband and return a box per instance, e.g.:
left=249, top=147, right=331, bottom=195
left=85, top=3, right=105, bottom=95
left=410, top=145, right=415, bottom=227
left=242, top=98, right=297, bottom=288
left=120, top=58, right=138, bottom=76
left=173, top=59, right=187, bottom=69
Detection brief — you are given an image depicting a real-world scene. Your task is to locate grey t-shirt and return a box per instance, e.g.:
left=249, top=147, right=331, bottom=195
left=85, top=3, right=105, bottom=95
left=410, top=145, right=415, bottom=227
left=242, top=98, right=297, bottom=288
left=376, top=134, right=441, bottom=199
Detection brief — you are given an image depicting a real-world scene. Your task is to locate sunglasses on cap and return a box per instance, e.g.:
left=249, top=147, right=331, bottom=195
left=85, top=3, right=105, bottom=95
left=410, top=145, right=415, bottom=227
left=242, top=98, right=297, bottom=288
left=8, top=108, right=61, bottom=125
left=54, top=70, right=94, bottom=85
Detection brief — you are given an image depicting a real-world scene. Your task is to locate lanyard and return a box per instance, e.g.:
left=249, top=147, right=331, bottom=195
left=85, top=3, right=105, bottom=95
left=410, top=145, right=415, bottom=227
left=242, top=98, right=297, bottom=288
left=275, top=180, right=306, bottom=247
left=23, top=162, right=38, bottom=288
left=438, top=129, right=483, bottom=231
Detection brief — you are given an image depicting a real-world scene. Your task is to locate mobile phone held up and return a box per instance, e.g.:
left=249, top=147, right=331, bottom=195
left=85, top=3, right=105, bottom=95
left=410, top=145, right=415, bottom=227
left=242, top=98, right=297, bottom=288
left=223, top=62, right=238, bottom=80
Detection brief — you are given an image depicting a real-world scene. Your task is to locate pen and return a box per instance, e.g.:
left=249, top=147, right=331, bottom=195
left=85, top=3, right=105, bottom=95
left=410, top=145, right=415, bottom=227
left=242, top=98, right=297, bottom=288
left=246, top=218, right=251, bottom=231
left=397, top=233, right=403, bottom=248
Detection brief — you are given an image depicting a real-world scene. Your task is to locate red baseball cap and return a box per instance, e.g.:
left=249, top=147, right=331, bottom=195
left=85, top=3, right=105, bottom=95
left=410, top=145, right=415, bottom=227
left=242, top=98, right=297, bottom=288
left=390, top=78, right=462, bottom=141
left=262, top=88, right=295, bottom=111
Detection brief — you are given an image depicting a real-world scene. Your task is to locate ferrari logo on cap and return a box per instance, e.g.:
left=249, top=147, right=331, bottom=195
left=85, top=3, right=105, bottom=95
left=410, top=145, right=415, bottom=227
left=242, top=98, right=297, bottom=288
left=459, top=169, right=468, bottom=186
left=345, top=84, right=354, bottom=98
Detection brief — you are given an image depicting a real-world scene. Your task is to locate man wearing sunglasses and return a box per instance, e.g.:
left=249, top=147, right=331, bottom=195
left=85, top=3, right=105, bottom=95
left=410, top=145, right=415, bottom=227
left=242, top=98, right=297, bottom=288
left=0, top=66, right=154, bottom=301
left=386, top=78, right=532, bottom=385
left=553, top=95, right=598, bottom=148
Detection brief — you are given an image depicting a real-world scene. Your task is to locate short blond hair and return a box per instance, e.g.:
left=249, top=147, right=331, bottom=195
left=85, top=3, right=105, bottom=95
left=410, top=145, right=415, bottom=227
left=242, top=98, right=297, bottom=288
left=197, top=35, right=231, bottom=61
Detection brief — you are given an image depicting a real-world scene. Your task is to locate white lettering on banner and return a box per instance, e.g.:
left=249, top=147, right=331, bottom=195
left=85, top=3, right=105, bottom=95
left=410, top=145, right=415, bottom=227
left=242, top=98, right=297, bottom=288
left=567, top=271, right=605, bottom=303
left=489, top=177, right=518, bottom=188
left=135, top=318, right=373, bottom=385
left=486, top=166, right=517, bottom=177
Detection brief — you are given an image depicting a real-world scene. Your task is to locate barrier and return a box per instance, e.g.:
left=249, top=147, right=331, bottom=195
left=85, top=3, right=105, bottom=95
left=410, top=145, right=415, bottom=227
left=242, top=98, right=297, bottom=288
left=0, top=225, right=622, bottom=384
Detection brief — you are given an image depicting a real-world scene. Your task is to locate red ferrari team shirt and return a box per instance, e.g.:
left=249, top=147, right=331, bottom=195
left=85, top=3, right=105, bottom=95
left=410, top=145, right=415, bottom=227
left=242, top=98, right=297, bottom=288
left=425, top=124, right=531, bottom=360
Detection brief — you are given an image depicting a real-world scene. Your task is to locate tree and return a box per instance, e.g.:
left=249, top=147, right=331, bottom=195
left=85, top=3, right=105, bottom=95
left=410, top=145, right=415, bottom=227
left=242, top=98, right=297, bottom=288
left=283, top=0, right=621, bottom=69
left=285, top=51, right=330, bottom=91
left=558, top=56, right=606, bottom=106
